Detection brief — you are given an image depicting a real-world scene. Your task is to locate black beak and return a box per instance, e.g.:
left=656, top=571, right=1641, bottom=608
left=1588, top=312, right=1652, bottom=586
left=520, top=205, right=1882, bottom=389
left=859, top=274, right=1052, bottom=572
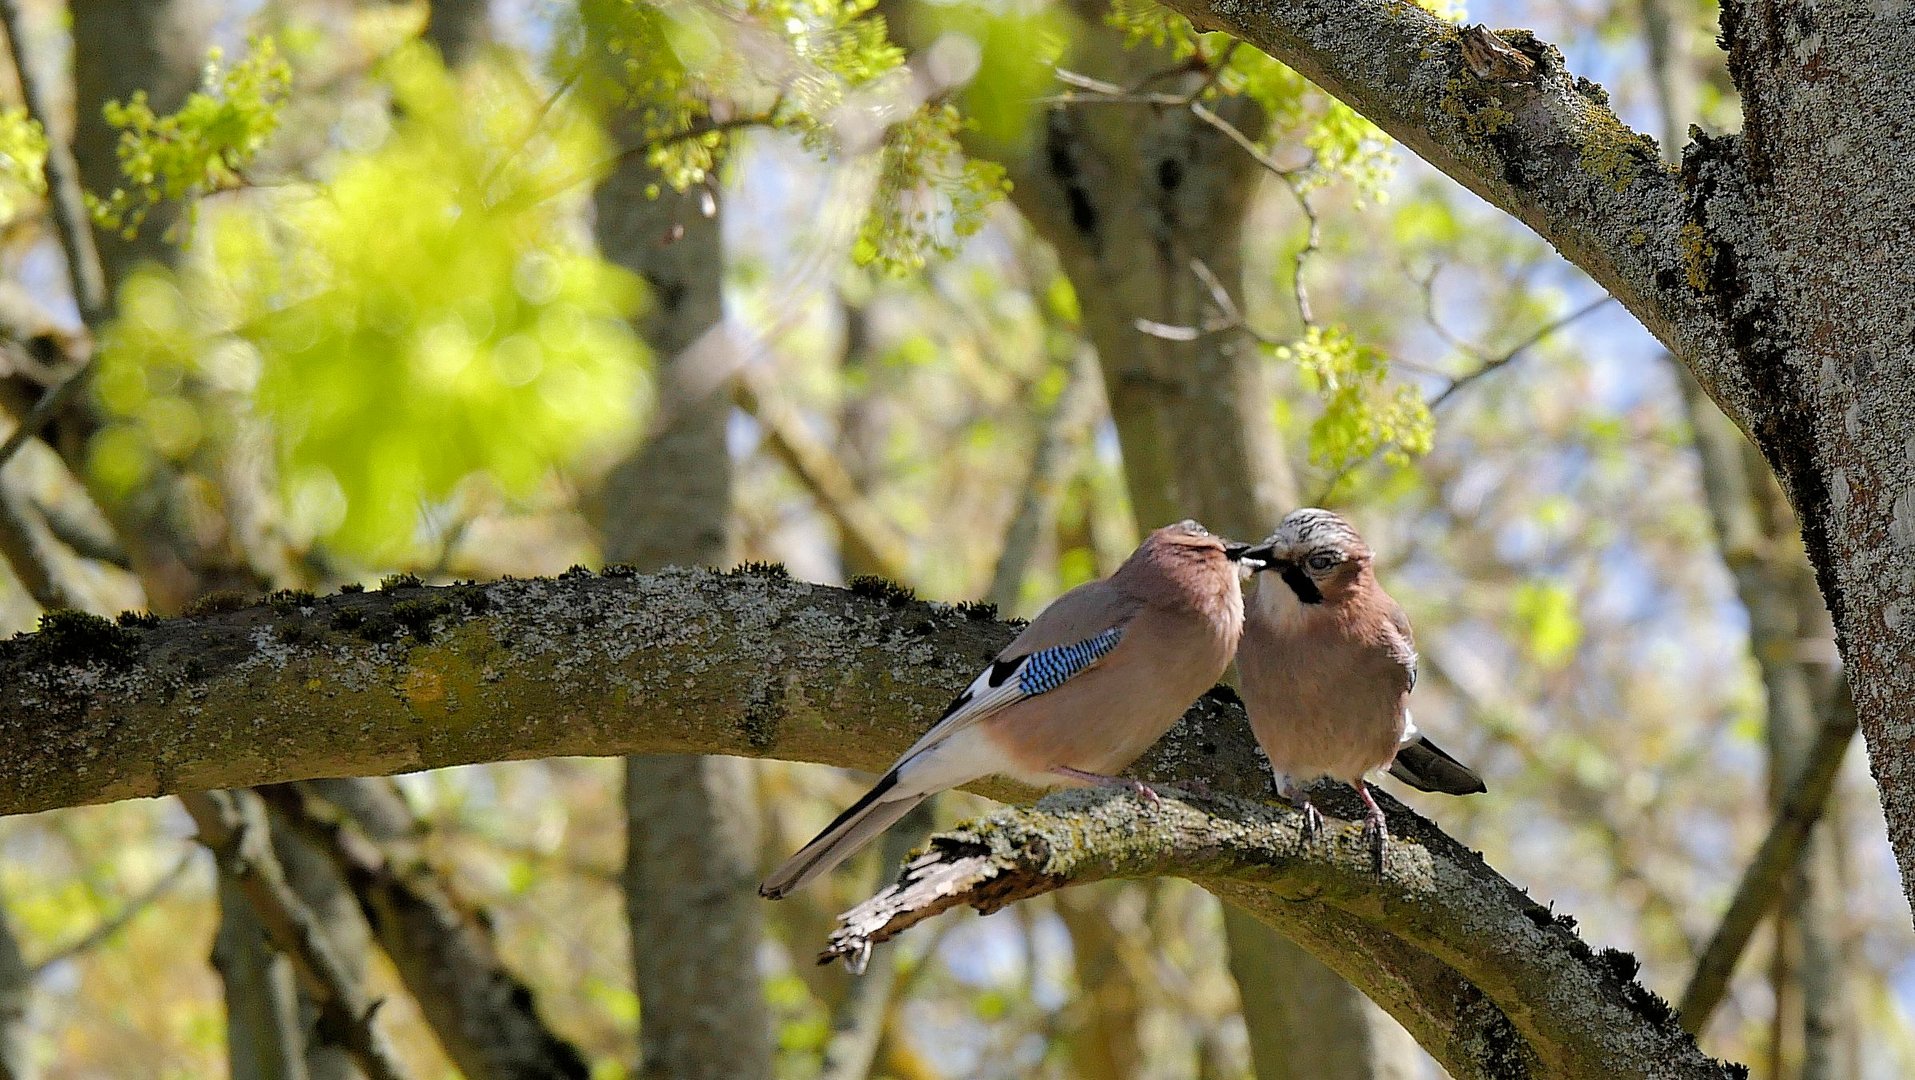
left=1236, top=542, right=1278, bottom=570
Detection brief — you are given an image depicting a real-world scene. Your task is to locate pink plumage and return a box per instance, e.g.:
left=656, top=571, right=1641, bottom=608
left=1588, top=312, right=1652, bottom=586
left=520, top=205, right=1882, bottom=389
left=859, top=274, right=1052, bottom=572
left=1238, top=509, right=1483, bottom=867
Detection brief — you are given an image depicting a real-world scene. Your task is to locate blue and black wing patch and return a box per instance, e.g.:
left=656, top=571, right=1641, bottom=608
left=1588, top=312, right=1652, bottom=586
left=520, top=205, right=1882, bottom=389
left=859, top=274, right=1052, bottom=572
left=1015, top=627, right=1125, bottom=695
left=909, top=626, right=1129, bottom=757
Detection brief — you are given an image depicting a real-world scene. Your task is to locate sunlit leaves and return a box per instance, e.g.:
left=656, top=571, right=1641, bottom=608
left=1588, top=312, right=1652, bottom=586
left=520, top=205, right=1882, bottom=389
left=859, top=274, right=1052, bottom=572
left=0, top=107, right=46, bottom=225
left=921, top=2, right=1068, bottom=153
left=855, top=103, right=1011, bottom=272
left=1275, top=325, right=1433, bottom=472
left=1104, top=2, right=1393, bottom=197
left=563, top=0, right=1006, bottom=276
left=95, top=46, right=646, bottom=559
left=89, top=39, right=292, bottom=240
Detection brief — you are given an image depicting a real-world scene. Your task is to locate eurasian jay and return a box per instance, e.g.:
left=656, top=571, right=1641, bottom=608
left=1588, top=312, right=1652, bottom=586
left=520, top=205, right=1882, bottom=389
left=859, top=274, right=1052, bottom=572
left=1238, top=508, right=1484, bottom=866
left=761, top=520, right=1257, bottom=899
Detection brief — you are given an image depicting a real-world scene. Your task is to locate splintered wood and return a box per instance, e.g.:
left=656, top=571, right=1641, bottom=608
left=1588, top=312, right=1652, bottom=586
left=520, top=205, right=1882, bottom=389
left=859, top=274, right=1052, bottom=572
left=821, top=837, right=1066, bottom=974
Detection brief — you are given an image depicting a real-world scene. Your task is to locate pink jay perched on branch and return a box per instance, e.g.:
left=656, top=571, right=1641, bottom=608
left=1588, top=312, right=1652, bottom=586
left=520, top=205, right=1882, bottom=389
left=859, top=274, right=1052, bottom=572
left=1238, top=508, right=1485, bottom=869
left=762, top=519, right=1260, bottom=899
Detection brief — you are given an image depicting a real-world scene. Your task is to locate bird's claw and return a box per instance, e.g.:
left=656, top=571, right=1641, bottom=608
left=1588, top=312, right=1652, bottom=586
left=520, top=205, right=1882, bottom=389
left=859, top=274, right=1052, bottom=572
left=1298, top=799, right=1325, bottom=841
left=1131, top=780, right=1162, bottom=806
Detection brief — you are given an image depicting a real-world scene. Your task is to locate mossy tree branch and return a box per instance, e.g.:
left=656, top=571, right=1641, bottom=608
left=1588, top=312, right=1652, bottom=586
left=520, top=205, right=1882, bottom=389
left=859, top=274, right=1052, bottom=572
left=0, top=568, right=1751, bottom=1076
left=827, top=790, right=1744, bottom=1080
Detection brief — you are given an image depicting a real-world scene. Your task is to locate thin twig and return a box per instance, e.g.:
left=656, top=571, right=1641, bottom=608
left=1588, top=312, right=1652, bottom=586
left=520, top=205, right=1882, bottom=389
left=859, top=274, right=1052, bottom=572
left=181, top=790, right=413, bottom=1080
left=1183, top=41, right=1241, bottom=102
left=1188, top=100, right=1307, bottom=182
left=1308, top=293, right=1616, bottom=503
left=31, top=852, right=194, bottom=974
left=1678, top=682, right=1859, bottom=1035
left=544, top=99, right=785, bottom=201
left=1427, top=295, right=1615, bottom=410
left=1270, top=169, right=1321, bottom=326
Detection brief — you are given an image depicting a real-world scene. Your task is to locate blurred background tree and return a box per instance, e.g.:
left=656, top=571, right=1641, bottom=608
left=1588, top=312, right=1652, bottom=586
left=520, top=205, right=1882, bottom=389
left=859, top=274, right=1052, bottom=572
left=0, top=0, right=1903, bottom=1078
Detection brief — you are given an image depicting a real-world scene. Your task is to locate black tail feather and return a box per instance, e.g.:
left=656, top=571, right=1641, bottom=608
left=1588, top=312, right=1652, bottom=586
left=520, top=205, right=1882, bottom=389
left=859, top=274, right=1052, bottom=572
left=1389, top=735, right=1487, bottom=796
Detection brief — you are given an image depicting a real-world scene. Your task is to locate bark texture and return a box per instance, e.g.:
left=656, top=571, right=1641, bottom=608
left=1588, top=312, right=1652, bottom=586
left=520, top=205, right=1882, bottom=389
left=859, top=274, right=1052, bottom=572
left=1144, top=0, right=1915, bottom=919
left=0, top=572, right=1747, bottom=1077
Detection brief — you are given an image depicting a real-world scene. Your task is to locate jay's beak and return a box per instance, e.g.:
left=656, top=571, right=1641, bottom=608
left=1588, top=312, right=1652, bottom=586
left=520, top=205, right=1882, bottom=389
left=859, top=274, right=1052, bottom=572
left=1235, top=542, right=1278, bottom=570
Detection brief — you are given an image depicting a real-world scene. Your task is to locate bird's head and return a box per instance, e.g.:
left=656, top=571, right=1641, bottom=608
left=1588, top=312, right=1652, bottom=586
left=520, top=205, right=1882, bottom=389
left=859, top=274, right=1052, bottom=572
left=1147, top=519, right=1270, bottom=564
left=1240, top=508, right=1374, bottom=605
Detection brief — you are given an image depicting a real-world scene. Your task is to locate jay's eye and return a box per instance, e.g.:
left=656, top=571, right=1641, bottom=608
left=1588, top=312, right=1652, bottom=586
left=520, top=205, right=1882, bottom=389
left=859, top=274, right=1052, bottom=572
left=1306, top=552, right=1338, bottom=573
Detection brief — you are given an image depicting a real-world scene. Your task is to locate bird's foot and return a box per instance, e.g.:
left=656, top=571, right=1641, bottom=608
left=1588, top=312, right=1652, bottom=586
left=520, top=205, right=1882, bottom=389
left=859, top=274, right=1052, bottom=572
left=1355, top=782, right=1388, bottom=874
left=1299, top=798, right=1325, bottom=841
left=1278, top=780, right=1324, bottom=841
left=1053, top=766, right=1161, bottom=806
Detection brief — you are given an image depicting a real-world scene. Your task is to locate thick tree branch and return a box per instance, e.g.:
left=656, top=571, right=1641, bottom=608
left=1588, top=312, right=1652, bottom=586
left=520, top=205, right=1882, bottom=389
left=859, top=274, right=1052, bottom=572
left=0, top=569, right=1069, bottom=815
left=1148, top=1, right=1743, bottom=408
left=0, top=569, right=1750, bottom=1077
left=826, top=790, right=1739, bottom=1080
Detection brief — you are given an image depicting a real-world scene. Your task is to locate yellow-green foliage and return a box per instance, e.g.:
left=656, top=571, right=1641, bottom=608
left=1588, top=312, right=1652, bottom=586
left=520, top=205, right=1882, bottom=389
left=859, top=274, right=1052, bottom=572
left=921, top=2, right=1067, bottom=154
left=562, top=0, right=1006, bottom=275
left=93, top=46, right=646, bottom=559
left=89, top=38, right=292, bottom=239
left=0, top=107, right=46, bottom=225
left=856, top=104, right=1011, bottom=273
left=1277, top=325, right=1434, bottom=470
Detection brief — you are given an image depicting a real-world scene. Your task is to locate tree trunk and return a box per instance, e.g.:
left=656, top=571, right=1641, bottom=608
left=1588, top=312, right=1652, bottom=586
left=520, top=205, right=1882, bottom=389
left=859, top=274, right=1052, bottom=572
left=70, top=0, right=214, bottom=292
left=587, top=76, right=774, bottom=1080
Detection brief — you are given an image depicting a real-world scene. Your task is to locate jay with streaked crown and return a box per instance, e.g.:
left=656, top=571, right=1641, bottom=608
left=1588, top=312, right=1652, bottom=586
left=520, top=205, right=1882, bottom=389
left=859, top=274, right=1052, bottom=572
left=1238, top=508, right=1484, bottom=870
left=762, top=519, right=1261, bottom=899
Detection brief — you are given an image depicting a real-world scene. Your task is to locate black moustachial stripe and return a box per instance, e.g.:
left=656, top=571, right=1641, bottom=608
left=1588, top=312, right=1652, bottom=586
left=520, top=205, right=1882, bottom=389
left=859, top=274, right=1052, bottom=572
left=1278, top=563, right=1324, bottom=604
